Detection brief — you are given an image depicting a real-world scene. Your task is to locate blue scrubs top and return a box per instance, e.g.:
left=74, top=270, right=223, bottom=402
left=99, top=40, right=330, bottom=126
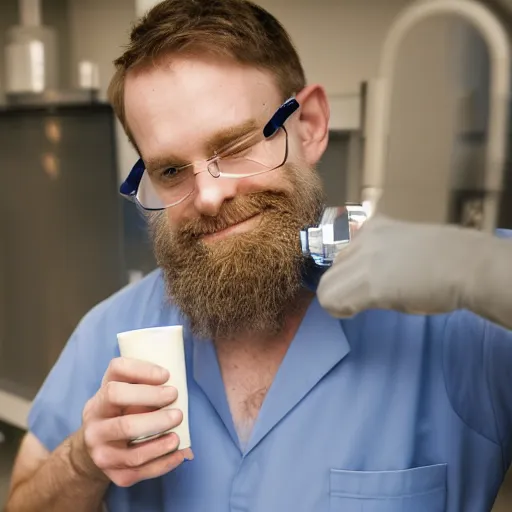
left=28, top=268, right=512, bottom=512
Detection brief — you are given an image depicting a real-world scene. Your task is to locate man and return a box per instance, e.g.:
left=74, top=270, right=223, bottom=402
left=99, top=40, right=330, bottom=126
left=5, top=1, right=512, bottom=511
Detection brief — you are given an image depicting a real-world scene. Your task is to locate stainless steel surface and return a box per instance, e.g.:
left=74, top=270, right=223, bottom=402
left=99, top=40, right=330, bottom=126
left=6, top=88, right=100, bottom=106
left=0, top=104, right=125, bottom=401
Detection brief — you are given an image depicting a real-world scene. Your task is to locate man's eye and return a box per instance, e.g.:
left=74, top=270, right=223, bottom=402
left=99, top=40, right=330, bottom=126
left=161, top=167, right=179, bottom=177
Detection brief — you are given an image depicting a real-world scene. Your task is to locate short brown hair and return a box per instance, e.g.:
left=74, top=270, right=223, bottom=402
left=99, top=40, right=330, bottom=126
left=108, top=0, right=306, bottom=141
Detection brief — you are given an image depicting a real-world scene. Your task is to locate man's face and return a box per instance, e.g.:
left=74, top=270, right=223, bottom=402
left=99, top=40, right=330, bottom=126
left=124, top=54, right=325, bottom=340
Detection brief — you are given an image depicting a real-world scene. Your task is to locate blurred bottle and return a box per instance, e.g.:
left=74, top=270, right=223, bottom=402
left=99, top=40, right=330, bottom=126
left=4, top=0, right=58, bottom=94
left=78, top=61, right=100, bottom=92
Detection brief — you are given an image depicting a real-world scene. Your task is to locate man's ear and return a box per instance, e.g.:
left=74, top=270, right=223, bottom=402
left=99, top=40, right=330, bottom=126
left=294, top=85, right=330, bottom=166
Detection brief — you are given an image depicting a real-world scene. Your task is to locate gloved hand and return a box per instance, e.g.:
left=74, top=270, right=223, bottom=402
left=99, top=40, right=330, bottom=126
left=316, top=214, right=512, bottom=330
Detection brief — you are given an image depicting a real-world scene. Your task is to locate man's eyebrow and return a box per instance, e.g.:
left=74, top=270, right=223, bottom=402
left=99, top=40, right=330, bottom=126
left=144, top=118, right=260, bottom=172
left=145, top=154, right=188, bottom=172
left=205, top=118, right=259, bottom=154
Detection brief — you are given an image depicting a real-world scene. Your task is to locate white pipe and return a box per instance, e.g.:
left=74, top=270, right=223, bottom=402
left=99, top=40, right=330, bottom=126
left=19, top=0, right=41, bottom=27
left=363, top=0, right=511, bottom=233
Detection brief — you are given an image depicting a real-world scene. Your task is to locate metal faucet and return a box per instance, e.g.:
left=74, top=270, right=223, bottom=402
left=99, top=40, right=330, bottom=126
left=362, top=0, right=511, bottom=233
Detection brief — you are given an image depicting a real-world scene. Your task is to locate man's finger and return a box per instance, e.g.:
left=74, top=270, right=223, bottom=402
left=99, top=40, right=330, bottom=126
left=89, top=408, right=183, bottom=444
left=110, top=448, right=192, bottom=488
left=96, top=382, right=178, bottom=418
left=103, top=357, right=169, bottom=386
left=91, top=432, right=181, bottom=470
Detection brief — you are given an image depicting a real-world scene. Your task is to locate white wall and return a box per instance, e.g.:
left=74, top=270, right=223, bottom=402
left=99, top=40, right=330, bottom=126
left=68, top=0, right=135, bottom=96
left=256, top=0, right=411, bottom=96
left=378, top=16, right=460, bottom=223
left=67, top=0, right=138, bottom=180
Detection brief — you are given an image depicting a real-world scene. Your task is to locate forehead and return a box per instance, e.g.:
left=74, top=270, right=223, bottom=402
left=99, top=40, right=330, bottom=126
left=124, top=55, right=282, bottom=160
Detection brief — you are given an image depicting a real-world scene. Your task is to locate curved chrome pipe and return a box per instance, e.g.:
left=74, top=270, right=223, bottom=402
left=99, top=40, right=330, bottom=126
left=363, top=0, right=511, bottom=233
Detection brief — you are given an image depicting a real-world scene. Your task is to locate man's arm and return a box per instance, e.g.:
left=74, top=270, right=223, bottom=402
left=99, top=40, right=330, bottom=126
left=6, top=357, right=193, bottom=512
left=5, top=431, right=109, bottom=512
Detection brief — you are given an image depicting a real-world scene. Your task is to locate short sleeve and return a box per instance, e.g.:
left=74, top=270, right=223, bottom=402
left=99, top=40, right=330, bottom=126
left=27, top=322, right=112, bottom=452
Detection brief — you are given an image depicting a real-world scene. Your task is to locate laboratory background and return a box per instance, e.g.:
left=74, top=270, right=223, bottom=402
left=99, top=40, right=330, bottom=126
left=0, top=0, right=512, bottom=509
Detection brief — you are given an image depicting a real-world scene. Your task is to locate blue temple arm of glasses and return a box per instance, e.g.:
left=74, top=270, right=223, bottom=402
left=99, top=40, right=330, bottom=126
left=120, top=158, right=145, bottom=196
left=263, top=97, right=300, bottom=138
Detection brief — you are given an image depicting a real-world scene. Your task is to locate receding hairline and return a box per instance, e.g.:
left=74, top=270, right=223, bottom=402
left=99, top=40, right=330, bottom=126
left=124, top=47, right=286, bottom=85
left=107, top=0, right=307, bottom=150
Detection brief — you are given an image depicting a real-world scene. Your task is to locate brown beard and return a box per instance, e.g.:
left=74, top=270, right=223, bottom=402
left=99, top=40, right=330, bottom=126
left=148, top=163, right=324, bottom=340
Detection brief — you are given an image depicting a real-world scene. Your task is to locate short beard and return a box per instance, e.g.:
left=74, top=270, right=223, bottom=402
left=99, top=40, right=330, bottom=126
left=148, top=163, right=324, bottom=341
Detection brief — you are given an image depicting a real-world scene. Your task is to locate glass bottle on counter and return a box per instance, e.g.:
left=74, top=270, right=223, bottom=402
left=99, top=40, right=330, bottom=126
left=4, top=0, right=58, bottom=95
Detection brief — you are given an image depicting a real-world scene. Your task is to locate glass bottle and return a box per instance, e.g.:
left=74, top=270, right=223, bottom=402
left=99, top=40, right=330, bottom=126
left=300, top=204, right=368, bottom=291
left=301, top=204, right=368, bottom=267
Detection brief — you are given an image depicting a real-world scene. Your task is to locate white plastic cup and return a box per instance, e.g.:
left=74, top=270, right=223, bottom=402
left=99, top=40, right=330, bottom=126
left=116, top=326, right=191, bottom=450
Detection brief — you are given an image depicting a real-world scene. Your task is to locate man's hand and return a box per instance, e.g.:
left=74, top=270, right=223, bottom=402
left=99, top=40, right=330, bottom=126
left=72, top=357, right=193, bottom=488
left=317, top=214, right=510, bottom=325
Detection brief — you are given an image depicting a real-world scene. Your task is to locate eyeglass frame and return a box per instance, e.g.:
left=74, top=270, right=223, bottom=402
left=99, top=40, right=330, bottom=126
left=119, top=97, right=300, bottom=210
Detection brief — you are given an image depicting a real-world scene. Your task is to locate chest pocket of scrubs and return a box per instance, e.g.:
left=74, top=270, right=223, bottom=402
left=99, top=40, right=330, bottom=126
left=329, top=463, right=447, bottom=512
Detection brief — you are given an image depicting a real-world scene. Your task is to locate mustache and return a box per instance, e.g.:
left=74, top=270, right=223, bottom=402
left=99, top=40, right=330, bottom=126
left=178, top=191, right=294, bottom=238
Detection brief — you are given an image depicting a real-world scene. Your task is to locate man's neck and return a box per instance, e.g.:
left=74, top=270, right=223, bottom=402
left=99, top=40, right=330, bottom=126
left=214, top=288, right=314, bottom=352
left=214, top=289, right=314, bottom=446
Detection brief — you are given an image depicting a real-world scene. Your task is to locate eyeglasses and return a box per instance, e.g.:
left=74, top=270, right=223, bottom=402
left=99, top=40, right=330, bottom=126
left=119, top=97, right=300, bottom=211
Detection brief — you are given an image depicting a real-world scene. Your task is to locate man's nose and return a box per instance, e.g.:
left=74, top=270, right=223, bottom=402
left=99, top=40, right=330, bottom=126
left=192, top=167, right=238, bottom=217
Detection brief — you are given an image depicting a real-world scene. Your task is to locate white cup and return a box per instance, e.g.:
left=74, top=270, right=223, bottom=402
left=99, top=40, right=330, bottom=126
left=116, top=325, right=191, bottom=450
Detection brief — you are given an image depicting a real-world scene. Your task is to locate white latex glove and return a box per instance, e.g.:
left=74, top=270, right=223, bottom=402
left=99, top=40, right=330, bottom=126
left=317, top=214, right=512, bottom=330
